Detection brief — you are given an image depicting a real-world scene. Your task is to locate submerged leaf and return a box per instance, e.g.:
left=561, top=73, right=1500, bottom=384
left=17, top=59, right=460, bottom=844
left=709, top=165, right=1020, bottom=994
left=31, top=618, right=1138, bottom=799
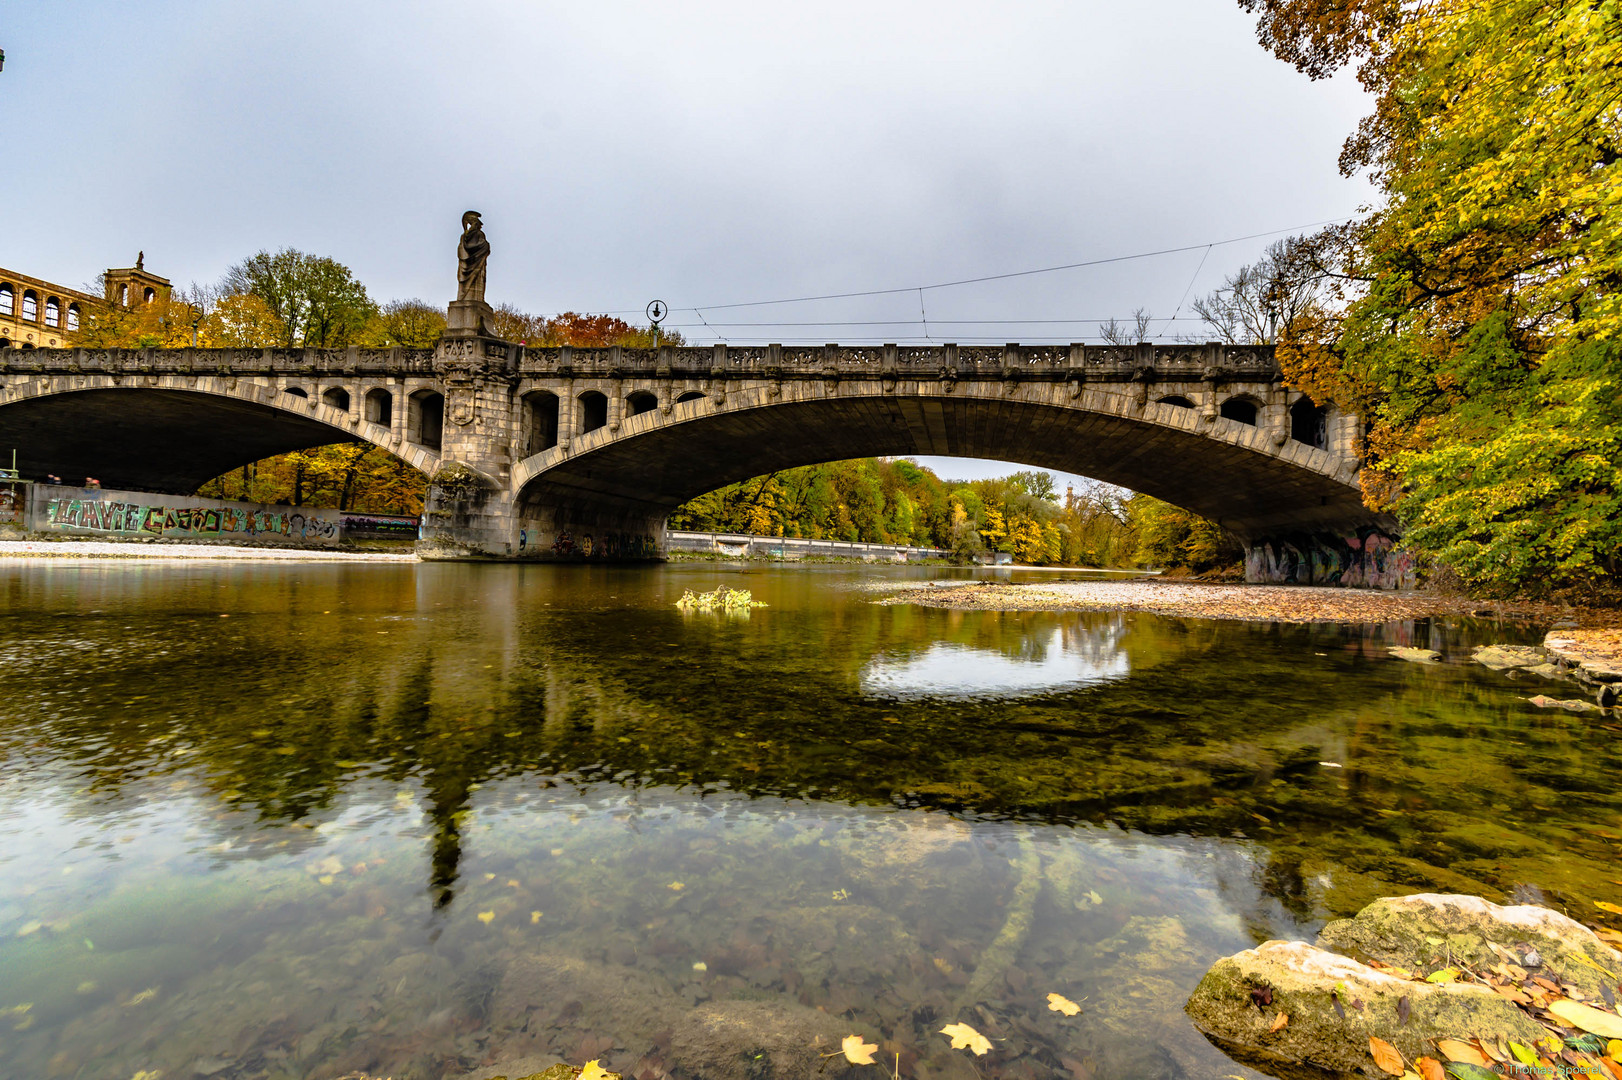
left=940, top=1022, right=992, bottom=1056
left=842, top=1034, right=878, bottom=1065
left=1047, top=993, right=1081, bottom=1017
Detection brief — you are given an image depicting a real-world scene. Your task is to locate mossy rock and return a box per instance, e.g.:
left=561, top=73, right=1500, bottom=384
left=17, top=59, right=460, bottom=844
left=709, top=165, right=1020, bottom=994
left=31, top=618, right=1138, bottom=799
left=1185, top=939, right=1543, bottom=1078
left=1317, top=893, right=1622, bottom=999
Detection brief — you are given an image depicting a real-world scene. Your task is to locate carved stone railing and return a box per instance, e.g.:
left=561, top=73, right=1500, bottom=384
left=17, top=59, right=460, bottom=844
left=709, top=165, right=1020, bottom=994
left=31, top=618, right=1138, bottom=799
left=0, top=342, right=1281, bottom=384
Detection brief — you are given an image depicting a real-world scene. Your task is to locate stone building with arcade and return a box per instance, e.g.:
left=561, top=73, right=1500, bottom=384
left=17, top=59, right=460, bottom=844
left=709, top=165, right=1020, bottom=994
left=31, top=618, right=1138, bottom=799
left=0, top=256, right=171, bottom=350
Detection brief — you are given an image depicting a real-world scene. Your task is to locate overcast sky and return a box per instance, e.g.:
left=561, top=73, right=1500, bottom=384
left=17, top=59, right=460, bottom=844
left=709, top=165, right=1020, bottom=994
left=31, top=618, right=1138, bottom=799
left=2, top=1, right=1371, bottom=485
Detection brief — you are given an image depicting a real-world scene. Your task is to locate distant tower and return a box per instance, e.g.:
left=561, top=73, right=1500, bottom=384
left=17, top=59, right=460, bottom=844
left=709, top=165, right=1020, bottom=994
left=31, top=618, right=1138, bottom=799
left=104, top=253, right=170, bottom=307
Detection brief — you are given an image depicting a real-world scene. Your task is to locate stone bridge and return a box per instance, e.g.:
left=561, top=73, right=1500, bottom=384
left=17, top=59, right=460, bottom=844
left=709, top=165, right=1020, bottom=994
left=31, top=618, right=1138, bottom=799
left=0, top=330, right=1404, bottom=585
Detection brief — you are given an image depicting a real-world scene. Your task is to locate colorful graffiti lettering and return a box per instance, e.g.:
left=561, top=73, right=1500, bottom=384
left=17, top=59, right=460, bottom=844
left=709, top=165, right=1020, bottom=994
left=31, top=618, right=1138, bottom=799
left=1246, top=527, right=1416, bottom=590
left=45, top=497, right=340, bottom=542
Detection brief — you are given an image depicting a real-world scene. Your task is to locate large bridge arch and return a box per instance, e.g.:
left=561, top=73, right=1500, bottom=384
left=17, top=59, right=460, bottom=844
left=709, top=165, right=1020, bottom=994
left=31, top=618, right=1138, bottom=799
left=510, top=379, right=1378, bottom=551
left=0, top=374, right=439, bottom=493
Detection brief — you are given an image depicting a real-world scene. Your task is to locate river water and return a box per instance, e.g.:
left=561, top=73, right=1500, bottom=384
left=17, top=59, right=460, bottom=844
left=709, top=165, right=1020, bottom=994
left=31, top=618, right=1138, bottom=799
left=1, top=562, right=1618, bottom=1080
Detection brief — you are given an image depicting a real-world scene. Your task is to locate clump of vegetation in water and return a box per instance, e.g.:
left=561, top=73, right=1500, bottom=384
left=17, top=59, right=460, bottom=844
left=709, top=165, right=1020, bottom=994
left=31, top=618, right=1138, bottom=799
left=675, top=587, right=765, bottom=613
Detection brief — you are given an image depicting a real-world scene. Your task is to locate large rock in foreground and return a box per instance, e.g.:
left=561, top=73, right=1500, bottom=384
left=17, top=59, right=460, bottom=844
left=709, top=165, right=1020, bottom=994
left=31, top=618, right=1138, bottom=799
left=1185, top=939, right=1543, bottom=1078
left=1317, top=893, right=1622, bottom=999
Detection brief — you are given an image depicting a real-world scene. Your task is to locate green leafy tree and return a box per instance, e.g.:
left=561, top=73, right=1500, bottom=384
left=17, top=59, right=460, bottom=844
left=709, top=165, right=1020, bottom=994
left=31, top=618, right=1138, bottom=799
left=1241, top=0, right=1622, bottom=594
left=222, top=249, right=378, bottom=347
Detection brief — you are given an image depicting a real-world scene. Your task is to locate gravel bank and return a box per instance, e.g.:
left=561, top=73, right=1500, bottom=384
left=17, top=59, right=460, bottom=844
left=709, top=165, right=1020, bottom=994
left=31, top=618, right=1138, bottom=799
left=872, top=578, right=1582, bottom=624
left=0, top=539, right=417, bottom=562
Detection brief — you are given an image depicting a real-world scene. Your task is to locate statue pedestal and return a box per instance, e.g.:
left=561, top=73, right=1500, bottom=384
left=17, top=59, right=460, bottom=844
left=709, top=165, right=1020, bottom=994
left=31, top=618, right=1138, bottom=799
left=446, top=299, right=495, bottom=336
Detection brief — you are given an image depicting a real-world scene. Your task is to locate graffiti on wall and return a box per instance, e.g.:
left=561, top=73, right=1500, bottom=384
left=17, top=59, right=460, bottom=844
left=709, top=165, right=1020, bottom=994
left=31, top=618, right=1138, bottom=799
left=339, top=512, right=420, bottom=540
left=543, top=529, right=659, bottom=559
left=44, top=498, right=340, bottom=542
left=0, top=484, right=23, bottom=526
left=1245, top=527, right=1415, bottom=590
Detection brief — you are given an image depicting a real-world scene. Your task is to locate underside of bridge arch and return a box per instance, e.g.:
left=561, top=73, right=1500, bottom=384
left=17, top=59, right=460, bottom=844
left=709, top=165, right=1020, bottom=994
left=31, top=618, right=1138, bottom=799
left=516, top=395, right=1381, bottom=545
left=0, top=388, right=421, bottom=494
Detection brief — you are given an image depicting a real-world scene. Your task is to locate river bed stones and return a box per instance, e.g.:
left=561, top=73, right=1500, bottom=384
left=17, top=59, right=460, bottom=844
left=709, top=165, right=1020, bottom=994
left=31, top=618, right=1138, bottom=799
left=1386, top=646, right=1441, bottom=663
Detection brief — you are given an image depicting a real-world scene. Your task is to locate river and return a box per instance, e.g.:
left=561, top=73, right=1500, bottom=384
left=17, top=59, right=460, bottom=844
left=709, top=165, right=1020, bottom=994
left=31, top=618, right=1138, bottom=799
left=1, top=561, right=1617, bottom=1080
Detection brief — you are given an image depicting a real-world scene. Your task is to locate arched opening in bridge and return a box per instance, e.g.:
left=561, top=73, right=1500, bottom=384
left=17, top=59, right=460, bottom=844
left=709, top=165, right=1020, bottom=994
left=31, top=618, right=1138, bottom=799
left=626, top=391, right=657, bottom=417
left=1220, top=397, right=1259, bottom=426
left=1291, top=396, right=1328, bottom=449
left=579, top=391, right=608, bottom=434
left=283, top=386, right=308, bottom=400
left=676, top=391, right=705, bottom=405
left=1156, top=395, right=1194, bottom=409
left=365, top=388, right=393, bottom=426
left=523, top=391, right=559, bottom=455
left=410, top=390, right=444, bottom=451
left=322, top=387, right=350, bottom=412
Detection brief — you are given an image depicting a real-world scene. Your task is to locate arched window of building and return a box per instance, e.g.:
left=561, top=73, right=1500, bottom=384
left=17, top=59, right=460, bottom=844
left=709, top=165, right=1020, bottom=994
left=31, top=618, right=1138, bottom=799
left=0, top=284, right=13, bottom=317
left=1291, top=396, right=1328, bottom=449
left=365, top=388, right=393, bottom=426
left=45, top=299, right=60, bottom=328
left=1219, top=397, right=1259, bottom=425
left=143, top=288, right=156, bottom=304
left=523, top=391, right=560, bottom=455
left=579, top=391, right=608, bottom=433
left=22, top=291, right=38, bottom=321
left=119, top=284, right=129, bottom=305
left=66, top=304, right=81, bottom=331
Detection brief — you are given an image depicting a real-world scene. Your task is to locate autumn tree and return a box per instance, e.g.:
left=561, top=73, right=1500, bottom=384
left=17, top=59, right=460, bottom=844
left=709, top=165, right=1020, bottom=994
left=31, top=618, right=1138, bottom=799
left=360, top=299, right=446, bottom=347
left=1240, top=0, right=1622, bottom=593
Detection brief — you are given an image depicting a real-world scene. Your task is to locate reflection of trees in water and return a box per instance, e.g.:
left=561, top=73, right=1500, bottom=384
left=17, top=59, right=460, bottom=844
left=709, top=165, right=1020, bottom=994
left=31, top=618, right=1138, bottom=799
left=0, top=566, right=1613, bottom=920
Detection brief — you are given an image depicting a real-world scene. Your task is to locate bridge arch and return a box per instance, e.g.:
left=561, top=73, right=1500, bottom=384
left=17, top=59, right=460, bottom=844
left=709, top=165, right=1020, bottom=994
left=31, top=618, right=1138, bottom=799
left=511, top=380, right=1371, bottom=546
left=0, top=374, right=439, bottom=494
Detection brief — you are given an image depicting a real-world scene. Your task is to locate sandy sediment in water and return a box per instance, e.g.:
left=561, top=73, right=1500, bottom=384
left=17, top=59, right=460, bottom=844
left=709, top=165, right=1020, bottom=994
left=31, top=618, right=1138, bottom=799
left=871, top=578, right=1595, bottom=625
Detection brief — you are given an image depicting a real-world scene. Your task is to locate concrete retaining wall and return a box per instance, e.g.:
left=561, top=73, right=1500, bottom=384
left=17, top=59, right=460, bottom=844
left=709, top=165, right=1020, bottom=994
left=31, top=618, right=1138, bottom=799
left=667, top=530, right=949, bottom=562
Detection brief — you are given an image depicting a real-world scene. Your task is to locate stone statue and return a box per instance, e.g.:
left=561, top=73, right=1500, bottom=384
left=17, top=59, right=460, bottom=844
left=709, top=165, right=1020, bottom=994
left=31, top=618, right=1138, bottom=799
left=456, top=211, right=489, bottom=304
left=136, top=251, right=144, bottom=271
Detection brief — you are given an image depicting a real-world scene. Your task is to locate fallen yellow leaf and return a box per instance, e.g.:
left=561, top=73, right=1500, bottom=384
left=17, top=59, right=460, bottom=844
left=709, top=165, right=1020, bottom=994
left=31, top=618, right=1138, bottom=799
left=668, top=882, right=684, bottom=892
left=476, top=910, right=495, bottom=925
left=1370, top=1036, right=1406, bottom=1076
left=578, top=1060, right=612, bottom=1080
left=940, top=1022, right=991, bottom=1056
left=1548, top=997, right=1622, bottom=1039
left=1436, top=1039, right=1490, bottom=1067
left=842, top=1034, right=878, bottom=1065
left=1425, top=967, right=1460, bottom=983
left=1047, top=992, right=1081, bottom=1017
left=1607, top=1038, right=1622, bottom=1062
left=1269, top=1011, right=1289, bottom=1033
left=1597, top=901, right=1622, bottom=916
left=1415, top=1057, right=1445, bottom=1080
left=530, top=911, right=543, bottom=924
